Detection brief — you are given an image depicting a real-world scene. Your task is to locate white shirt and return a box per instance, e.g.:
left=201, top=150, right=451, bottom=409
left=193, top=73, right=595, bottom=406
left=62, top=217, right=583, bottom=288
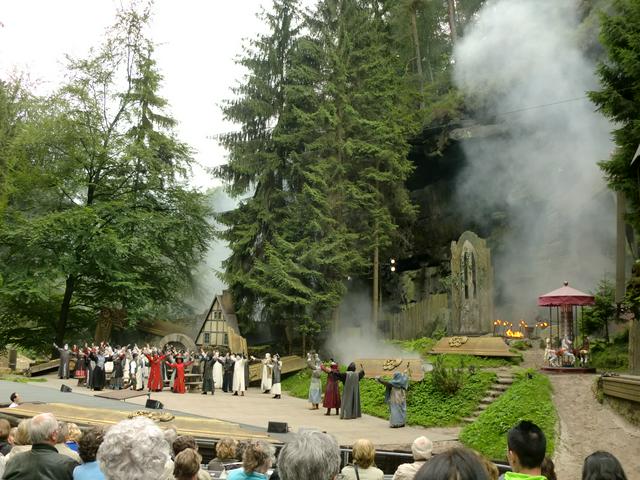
left=8, top=403, right=18, bottom=408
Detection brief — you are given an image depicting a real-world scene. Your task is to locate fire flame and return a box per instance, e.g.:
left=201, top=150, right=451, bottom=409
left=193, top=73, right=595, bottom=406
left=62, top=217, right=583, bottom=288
left=505, top=329, right=524, bottom=339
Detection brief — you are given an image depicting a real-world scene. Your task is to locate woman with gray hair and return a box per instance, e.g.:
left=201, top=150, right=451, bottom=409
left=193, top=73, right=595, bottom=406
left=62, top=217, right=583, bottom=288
left=97, top=417, right=170, bottom=480
left=227, top=439, right=274, bottom=480
left=277, top=431, right=341, bottom=480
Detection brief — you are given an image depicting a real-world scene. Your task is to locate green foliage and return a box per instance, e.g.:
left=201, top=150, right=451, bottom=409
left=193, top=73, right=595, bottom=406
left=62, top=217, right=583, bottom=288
left=590, top=337, right=629, bottom=370
left=0, top=375, right=47, bottom=383
left=460, top=370, right=556, bottom=461
left=582, top=279, right=616, bottom=336
left=589, top=0, right=640, bottom=233
left=0, top=5, right=212, bottom=351
left=282, top=365, right=495, bottom=427
left=510, top=340, right=531, bottom=351
left=431, top=355, right=464, bottom=394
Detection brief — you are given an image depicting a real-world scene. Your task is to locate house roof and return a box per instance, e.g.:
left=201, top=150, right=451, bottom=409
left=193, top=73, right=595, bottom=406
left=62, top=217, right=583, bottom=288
left=195, top=291, right=241, bottom=341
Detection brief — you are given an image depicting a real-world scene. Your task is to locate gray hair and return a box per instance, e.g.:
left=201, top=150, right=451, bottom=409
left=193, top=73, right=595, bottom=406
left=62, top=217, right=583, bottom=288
left=277, top=431, right=341, bottom=480
left=29, top=413, right=58, bottom=444
left=97, top=417, right=170, bottom=480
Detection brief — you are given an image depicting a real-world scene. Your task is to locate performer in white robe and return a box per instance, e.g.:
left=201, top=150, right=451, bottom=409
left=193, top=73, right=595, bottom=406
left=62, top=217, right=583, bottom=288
left=232, top=354, right=247, bottom=396
left=251, top=353, right=273, bottom=393
left=212, top=351, right=224, bottom=390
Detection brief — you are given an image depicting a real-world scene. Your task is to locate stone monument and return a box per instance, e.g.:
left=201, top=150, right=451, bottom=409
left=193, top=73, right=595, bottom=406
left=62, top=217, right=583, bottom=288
left=450, top=231, right=494, bottom=334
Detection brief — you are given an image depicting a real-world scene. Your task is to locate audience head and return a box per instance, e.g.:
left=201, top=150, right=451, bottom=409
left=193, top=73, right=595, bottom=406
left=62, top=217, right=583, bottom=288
left=14, top=419, right=31, bottom=445
left=542, top=456, right=557, bottom=480
left=241, top=439, right=274, bottom=474
left=8, top=427, right=17, bottom=445
left=352, top=438, right=376, bottom=469
left=507, top=420, right=546, bottom=472
left=173, top=448, right=202, bottom=480
left=10, top=392, right=20, bottom=404
left=473, top=450, right=499, bottom=480
left=173, top=435, right=198, bottom=457
left=78, top=427, right=105, bottom=463
left=0, top=419, right=10, bottom=441
left=582, top=451, right=628, bottom=480
left=215, top=437, right=238, bottom=461
left=277, top=431, right=341, bottom=480
left=30, top=413, right=59, bottom=445
left=65, top=422, right=82, bottom=443
left=56, top=422, right=69, bottom=444
left=415, top=447, right=489, bottom=480
left=97, top=417, right=170, bottom=480
left=411, top=436, right=433, bottom=461
left=164, top=426, right=178, bottom=454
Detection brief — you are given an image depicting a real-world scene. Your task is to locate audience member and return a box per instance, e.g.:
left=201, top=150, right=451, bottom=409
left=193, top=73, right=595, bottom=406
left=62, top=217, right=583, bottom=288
left=172, top=435, right=210, bottom=480
left=415, top=447, right=489, bottom=480
left=0, top=419, right=12, bottom=455
left=3, top=412, right=78, bottom=480
left=277, top=431, right=341, bottom=480
left=97, top=417, right=169, bottom=480
left=174, top=448, right=202, bottom=480
left=7, top=427, right=17, bottom=446
left=4, top=419, right=32, bottom=462
left=392, top=436, right=432, bottom=480
left=9, top=393, right=21, bottom=408
left=161, top=427, right=179, bottom=480
left=227, top=439, right=274, bottom=480
left=541, top=456, right=557, bottom=480
left=55, top=422, right=82, bottom=464
left=505, top=421, right=546, bottom=480
left=64, top=423, right=82, bottom=452
left=208, top=437, right=240, bottom=471
left=341, top=439, right=384, bottom=480
left=73, top=427, right=105, bottom=480
left=473, top=450, right=499, bottom=480
left=582, top=451, right=628, bottom=480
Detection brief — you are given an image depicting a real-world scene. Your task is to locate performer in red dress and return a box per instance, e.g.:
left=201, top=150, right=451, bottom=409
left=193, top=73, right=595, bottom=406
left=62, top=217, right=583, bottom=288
left=165, top=356, right=193, bottom=394
left=320, top=362, right=341, bottom=416
left=145, top=350, right=167, bottom=392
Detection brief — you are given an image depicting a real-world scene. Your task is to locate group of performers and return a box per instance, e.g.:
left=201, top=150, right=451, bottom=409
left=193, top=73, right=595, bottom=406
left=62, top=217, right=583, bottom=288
left=306, top=352, right=411, bottom=427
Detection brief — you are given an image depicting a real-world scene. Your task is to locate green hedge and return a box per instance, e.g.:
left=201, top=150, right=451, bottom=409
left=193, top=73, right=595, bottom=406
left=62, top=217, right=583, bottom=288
left=459, top=370, right=556, bottom=461
left=282, top=368, right=496, bottom=427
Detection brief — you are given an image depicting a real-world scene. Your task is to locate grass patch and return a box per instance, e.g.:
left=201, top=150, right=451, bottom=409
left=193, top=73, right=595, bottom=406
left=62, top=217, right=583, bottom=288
left=459, top=370, right=556, bottom=461
left=0, top=374, right=47, bottom=383
left=282, top=367, right=496, bottom=427
left=590, top=340, right=628, bottom=371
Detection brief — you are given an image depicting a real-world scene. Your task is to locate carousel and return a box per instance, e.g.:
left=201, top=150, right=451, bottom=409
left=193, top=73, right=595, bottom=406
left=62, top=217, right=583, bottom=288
left=538, top=281, right=596, bottom=373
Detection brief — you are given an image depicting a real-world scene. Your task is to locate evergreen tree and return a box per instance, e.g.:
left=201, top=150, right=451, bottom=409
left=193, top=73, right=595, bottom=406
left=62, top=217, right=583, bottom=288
left=589, top=0, right=640, bottom=374
left=0, top=5, right=212, bottom=351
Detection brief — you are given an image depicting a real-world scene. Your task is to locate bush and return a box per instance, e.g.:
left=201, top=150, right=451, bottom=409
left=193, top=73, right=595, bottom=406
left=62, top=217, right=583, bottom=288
left=510, top=340, right=531, bottom=351
left=431, top=355, right=464, bottom=395
left=459, top=370, right=556, bottom=460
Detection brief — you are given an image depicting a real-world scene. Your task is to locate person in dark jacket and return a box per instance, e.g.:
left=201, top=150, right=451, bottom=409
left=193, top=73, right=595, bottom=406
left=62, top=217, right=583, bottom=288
left=3, top=412, right=78, bottom=480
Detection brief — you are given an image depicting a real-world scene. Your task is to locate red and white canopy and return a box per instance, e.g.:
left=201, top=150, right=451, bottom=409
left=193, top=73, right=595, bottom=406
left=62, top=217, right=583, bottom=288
left=538, top=281, right=595, bottom=307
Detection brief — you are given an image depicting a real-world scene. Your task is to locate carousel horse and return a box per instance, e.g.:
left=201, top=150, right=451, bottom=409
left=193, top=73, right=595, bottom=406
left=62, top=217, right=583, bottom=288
left=544, top=339, right=560, bottom=367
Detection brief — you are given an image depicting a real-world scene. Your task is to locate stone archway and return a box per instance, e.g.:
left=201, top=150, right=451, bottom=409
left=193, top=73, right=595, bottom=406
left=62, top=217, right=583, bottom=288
left=158, top=333, right=197, bottom=353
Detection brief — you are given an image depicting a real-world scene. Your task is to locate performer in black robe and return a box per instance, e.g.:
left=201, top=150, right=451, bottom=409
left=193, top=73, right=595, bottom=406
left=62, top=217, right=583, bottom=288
left=222, top=353, right=234, bottom=392
left=200, top=350, right=215, bottom=395
left=337, top=362, right=365, bottom=419
left=89, top=350, right=107, bottom=391
left=53, top=343, right=72, bottom=379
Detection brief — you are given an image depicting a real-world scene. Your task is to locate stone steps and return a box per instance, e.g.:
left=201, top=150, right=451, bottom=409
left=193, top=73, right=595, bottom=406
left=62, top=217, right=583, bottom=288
left=462, top=373, right=514, bottom=424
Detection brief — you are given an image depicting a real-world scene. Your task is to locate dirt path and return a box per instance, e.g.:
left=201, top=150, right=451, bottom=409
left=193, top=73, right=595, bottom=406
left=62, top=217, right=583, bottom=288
left=550, top=374, right=640, bottom=479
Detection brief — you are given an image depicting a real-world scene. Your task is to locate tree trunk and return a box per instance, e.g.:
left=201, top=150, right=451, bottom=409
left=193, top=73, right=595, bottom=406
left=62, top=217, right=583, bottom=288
left=630, top=319, right=640, bottom=375
left=409, top=7, right=427, bottom=99
left=447, top=0, right=458, bottom=44
left=56, top=274, right=76, bottom=348
left=373, top=244, right=379, bottom=333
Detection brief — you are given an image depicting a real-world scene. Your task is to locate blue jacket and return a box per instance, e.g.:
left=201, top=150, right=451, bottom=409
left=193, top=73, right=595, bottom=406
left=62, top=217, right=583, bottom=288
left=73, top=461, right=106, bottom=480
left=227, top=468, right=269, bottom=480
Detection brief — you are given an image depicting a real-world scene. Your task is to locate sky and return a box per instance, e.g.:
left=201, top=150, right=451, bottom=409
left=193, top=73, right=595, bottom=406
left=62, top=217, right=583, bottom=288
left=0, top=0, right=274, bottom=190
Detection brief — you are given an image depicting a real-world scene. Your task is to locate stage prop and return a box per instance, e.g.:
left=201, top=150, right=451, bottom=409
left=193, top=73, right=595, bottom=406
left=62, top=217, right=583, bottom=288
left=430, top=336, right=519, bottom=357
left=354, top=358, right=425, bottom=381
left=94, top=389, right=148, bottom=402
left=0, top=403, right=275, bottom=442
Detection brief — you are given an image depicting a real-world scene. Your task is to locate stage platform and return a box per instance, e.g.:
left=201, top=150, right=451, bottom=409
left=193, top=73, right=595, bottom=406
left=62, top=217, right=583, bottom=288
left=94, top=389, right=148, bottom=401
left=541, top=366, right=597, bottom=374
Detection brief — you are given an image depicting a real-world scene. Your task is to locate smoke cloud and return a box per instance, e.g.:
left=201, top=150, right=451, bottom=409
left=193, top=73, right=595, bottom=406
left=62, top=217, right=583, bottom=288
left=453, top=0, right=616, bottom=321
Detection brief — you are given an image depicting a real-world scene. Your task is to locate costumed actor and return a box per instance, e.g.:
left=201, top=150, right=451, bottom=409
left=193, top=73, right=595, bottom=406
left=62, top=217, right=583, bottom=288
left=337, top=362, right=365, bottom=420
left=271, top=354, right=283, bottom=399
left=307, top=352, right=322, bottom=410
left=166, top=355, right=194, bottom=394
left=320, top=362, right=341, bottom=416
left=53, top=343, right=72, bottom=379
left=145, top=348, right=166, bottom=392
left=376, top=365, right=410, bottom=428
left=200, top=349, right=216, bottom=395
